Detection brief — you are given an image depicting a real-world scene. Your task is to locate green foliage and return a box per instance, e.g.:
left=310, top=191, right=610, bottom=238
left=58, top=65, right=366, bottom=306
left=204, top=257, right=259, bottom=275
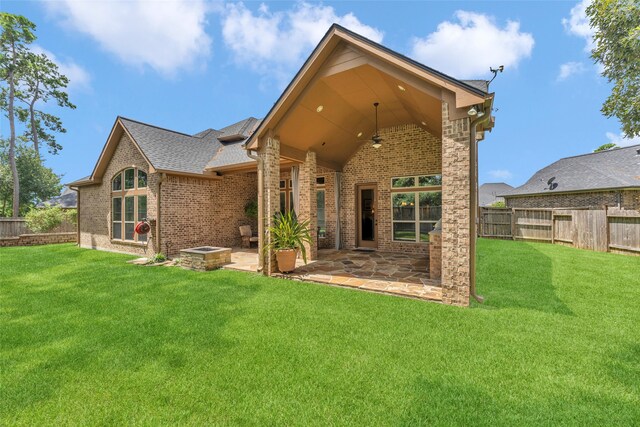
left=16, top=51, right=76, bottom=157
left=0, top=140, right=62, bottom=216
left=490, top=200, right=506, bottom=208
left=587, top=0, right=640, bottom=137
left=148, top=253, right=167, bottom=264
left=244, top=199, right=258, bottom=219
left=593, top=142, right=618, bottom=152
left=265, top=210, right=313, bottom=263
left=24, top=205, right=66, bottom=233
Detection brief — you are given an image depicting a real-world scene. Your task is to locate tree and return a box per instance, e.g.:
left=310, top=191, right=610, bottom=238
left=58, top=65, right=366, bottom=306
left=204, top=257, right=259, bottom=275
left=593, top=142, right=618, bottom=152
left=0, top=13, right=35, bottom=217
left=587, top=0, right=640, bottom=137
left=17, top=51, right=76, bottom=159
left=0, top=139, right=62, bottom=217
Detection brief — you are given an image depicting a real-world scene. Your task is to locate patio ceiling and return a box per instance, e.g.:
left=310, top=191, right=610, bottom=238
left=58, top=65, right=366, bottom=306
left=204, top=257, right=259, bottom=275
left=275, top=60, right=445, bottom=169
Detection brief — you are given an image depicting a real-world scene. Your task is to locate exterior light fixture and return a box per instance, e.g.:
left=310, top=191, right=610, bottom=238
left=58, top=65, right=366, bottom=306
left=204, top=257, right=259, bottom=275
left=397, top=84, right=406, bottom=91
left=468, top=106, right=477, bottom=116
left=421, top=121, right=427, bottom=126
left=357, top=132, right=363, bottom=138
left=316, top=105, right=324, bottom=112
left=477, top=110, right=485, bottom=118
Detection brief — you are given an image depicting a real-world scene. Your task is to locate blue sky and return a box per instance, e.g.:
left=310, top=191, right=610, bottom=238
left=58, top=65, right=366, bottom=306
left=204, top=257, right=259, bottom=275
left=3, top=0, right=637, bottom=188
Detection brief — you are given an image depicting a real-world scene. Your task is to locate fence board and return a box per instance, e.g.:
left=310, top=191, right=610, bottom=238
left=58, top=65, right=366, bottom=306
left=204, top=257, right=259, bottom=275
left=0, top=217, right=76, bottom=238
left=478, top=207, right=640, bottom=256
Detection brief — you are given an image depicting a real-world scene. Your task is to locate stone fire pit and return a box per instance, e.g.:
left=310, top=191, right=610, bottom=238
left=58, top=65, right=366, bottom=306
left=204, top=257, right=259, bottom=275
left=180, top=246, right=231, bottom=271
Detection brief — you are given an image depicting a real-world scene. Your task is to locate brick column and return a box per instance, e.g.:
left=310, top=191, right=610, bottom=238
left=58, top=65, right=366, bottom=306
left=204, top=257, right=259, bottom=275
left=298, top=150, right=317, bottom=261
left=259, top=134, right=280, bottom=275
left=441, top=102, right=471, bottom=306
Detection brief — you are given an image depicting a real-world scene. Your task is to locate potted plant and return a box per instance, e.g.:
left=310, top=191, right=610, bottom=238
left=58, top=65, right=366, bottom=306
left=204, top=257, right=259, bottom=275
left=265, top=210, right=313, bottom=273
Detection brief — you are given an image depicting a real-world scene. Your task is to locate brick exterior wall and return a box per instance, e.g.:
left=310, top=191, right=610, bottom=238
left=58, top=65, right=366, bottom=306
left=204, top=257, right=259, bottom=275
left=259, top=135, right=281, bottom=274
left=340, top=123, right=442, bottom=255
left=159, top=173, right=257, bottom=257
left=440, top=102, right=471, bottom=307
left=298, top=150, right=317, bottom=260
left=0, top=232, right=76, bottom=247
left=506, top=189, right=640, bottom=210
left=78, top=134, right=159, bottom=256
left=78, top=133, right=257, bottom=258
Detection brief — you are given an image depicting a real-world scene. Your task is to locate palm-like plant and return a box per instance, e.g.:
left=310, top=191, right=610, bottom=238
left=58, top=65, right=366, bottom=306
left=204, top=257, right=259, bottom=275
left=265, top=210, right=313, bottom=263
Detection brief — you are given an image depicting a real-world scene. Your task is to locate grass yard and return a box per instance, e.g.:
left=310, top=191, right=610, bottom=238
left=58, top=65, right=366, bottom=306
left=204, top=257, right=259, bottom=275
left=1, top=240, right=639, bottom=425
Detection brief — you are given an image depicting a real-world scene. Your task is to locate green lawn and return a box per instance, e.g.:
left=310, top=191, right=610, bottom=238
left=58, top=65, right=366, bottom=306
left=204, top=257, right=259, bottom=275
left=1, top=240, right=639, bottom=425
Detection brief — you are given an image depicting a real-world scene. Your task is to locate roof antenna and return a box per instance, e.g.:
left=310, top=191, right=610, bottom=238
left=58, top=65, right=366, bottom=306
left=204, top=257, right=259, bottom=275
left=489, top=65, right=504, bottom=85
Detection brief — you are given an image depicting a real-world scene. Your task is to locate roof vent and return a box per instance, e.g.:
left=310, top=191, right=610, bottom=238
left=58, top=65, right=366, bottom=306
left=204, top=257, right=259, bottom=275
left=636, top=148, right=640, bottom=156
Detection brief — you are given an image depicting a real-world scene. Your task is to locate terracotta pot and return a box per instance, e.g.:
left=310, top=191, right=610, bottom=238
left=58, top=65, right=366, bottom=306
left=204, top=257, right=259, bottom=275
left=276, top=248, right=297, bottom=273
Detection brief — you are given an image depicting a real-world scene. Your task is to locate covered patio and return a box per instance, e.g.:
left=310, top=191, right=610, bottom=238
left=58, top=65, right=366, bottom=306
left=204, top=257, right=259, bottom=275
left=224, top=248, right=442, bottom=301
left=207, top=25, right=495, bottom=306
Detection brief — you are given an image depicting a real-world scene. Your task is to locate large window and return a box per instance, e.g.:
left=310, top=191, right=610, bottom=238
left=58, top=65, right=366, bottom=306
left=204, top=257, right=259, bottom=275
left=112, top=167, right=148, bottom=242
left=391, top=174, right=442, bottom=243
left=317, top=176, right=326, bottom=238
left=279, top=179, right=294, bottom=213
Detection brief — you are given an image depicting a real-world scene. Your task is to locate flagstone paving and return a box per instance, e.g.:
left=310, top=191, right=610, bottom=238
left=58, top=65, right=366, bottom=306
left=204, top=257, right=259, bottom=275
left=224, top=248, right=442, bottom=301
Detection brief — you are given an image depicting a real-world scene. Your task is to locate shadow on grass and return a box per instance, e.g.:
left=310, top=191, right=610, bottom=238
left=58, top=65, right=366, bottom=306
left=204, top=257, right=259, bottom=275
left=476, top=240, right=573, bottom=316
left=1, top=246, right=260, bottom=414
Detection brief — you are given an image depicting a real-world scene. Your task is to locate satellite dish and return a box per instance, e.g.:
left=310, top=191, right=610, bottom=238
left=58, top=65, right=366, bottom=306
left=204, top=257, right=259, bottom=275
left=547, top=177, right=556, bottom=185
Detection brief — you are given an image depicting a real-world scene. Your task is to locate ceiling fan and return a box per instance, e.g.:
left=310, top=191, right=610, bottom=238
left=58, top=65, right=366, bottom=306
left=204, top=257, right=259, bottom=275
left=358, top=102, right=383, bottom=149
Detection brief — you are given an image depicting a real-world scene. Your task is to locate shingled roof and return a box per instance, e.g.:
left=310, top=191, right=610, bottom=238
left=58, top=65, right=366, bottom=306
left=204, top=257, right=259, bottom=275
left=119, top=117, right=223, bottom=175
left=479, top=182, right=513, bottom=206
left=503, top=145, right=640, bottom=197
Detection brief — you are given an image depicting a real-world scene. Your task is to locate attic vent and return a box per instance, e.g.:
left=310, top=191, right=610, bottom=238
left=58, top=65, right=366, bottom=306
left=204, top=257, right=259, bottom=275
left=636, top=148, right=640, bottom=156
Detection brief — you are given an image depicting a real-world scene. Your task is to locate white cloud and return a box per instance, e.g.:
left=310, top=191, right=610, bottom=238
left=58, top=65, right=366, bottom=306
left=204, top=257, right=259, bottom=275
left=30, top=45, right=91, bottom=92
left=489, top=169, right=513, bottom=180
left=605, top=132, right=640, bottom=147
left=410, top=11, right=534, bottom=79
left=221, top=2, right=383, bottom=82
left=562, top=0, right=594, bottom=52
left=557, top=61, right=586, bottom=81
left=46, top=0, right=212, bottom=76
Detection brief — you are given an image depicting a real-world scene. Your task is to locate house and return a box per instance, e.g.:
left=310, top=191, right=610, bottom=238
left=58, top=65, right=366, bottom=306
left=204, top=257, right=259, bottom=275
left=36, top=186, right=78, bottom=209
left=503, top=144, right=640, bottom=209
left=69, top=24, right=496, bottom=307
left=478, top=182, right=512, bottom=206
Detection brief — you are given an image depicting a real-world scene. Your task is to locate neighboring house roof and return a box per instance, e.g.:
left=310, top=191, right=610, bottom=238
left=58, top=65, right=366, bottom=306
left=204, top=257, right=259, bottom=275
left=504, top=144, right=640, bottom=197
left=479, top=183, right=513, bottom=206
left=37, top=187, right=77, bottom=208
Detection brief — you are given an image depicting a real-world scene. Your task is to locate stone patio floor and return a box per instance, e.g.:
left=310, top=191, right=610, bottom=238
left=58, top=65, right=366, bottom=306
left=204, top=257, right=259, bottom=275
left=224, top=248, right=442, bottom=301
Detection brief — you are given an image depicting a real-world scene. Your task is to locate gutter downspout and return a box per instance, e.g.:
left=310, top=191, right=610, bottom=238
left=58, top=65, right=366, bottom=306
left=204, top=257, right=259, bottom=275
left=469, top=108, right=492, bottom=304
left=246, top=149, right=264, bottom=272
left=156, top=173, right=166, bottom=256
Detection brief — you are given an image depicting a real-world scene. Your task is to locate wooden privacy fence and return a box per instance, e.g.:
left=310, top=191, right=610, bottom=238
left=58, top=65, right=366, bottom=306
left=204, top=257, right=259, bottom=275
left=479, top=207, right=640, bottom=255
left=0, top=217, right=76, bottom=238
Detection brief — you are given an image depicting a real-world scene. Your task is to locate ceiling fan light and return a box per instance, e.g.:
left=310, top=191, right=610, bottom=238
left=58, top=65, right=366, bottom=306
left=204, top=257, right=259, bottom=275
left=316, top=105, right=324, bottom=113
left=468, top=106, right=477, bottom=116
left=372, top=141, right=382, bottom=149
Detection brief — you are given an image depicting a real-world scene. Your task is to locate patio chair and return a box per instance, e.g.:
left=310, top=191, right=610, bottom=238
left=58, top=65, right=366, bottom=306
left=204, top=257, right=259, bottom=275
left=239, top=225, right=259, bottom=248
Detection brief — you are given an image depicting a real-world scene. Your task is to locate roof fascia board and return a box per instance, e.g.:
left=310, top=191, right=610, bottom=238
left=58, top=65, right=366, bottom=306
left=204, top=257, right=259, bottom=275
left=247, top=25, right=486, bottom=150
left=89, top=118, right=156, bottom=183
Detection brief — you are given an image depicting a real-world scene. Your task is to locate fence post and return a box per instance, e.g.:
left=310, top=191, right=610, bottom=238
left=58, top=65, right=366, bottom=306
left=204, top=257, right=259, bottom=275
left=551, top=210, right=555, bottom=245
left=510, top=208, right=516, bottom=240
left=605, top=205, right=610, bottom=253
